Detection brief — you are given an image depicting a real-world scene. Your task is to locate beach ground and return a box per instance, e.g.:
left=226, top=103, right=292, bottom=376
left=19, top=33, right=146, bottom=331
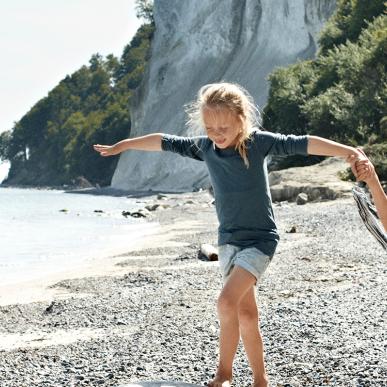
left=0, top=190, right=385, bottom=386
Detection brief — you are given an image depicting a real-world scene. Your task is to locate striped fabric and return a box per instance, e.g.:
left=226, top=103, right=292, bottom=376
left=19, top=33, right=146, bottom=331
left=352, top=184, right=387, bottom=250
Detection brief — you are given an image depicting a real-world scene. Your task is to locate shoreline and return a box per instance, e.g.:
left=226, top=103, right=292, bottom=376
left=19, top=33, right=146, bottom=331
left=0, top=191, right=218, bottom=306
left=0, top=183, right=199, bottom=197
left=0, top=193, right=385, bottom=386
left=0, top=190, right=216, bottom=306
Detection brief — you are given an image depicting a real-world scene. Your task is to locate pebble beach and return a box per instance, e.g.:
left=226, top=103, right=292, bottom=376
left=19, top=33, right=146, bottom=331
left=0, top=190, right=386, bottom=387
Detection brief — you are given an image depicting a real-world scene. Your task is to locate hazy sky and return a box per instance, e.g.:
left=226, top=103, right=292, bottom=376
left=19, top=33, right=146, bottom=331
left=0, top=0, right=142, bottom=135
left=0, top=0, right=142, bottom=180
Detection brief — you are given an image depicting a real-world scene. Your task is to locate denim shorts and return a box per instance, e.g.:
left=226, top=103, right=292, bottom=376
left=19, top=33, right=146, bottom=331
left=218, top=244, right=272, bottom=283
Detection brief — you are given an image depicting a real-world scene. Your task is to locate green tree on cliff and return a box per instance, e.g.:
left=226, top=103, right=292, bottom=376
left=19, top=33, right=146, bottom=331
left=263, top=0, right=387, bottom=179
left=135, top=0, right=154, bottom=23
left=0, top=12, right=154, bottom=187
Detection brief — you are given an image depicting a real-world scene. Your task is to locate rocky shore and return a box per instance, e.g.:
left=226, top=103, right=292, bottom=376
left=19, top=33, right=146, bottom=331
left=0, top=189, right=386, bottom=387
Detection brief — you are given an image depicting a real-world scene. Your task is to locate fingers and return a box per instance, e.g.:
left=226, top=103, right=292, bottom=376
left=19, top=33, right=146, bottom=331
left=356, top=161, right=375, bottom=177
left=346, top=154, right=359, bottom=177
left=346, top=154, right=357, bottom=164
left=353, top=154, right=374, bottom=176
left=356, top=160, right=373, bottom=168
left=93, top=144, right=114, bottom=157
left=356, top=162, right=374, bottom=182
left=350, top=165, right=358, bottom=178
left=356, top=161, right=369, bottom=169
left=357, top=169, right=371, bottom=178
left=346, top=148, right=376, bottom=182
left=357, top=166, right=370, bottom=175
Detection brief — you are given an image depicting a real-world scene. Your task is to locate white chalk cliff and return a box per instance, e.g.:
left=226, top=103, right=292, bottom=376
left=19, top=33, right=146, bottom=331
left=112, top=0, right=336, bottom=192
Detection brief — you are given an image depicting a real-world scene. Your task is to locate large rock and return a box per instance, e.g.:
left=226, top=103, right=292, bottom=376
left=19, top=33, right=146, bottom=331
left=269, top=157, right=353, bottom=202
left=112, top=0, right=336, bottom=192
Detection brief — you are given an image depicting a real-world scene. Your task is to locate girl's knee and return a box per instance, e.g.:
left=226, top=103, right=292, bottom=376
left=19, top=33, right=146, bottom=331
left=217, top=291, right=238, bottom=317
left=238, top=306, right=258, bottom=328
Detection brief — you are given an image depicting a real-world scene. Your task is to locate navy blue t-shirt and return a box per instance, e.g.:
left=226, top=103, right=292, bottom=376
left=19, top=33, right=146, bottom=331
left=161, top=129, right=309, bottom=257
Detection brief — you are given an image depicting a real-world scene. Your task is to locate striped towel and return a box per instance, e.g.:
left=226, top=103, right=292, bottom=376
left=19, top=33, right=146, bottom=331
left=352, top=183, right=387, bottom=250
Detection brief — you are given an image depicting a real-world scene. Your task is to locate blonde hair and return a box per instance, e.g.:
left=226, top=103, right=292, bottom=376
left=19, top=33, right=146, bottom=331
left=186, top=82, right=261, bottom=167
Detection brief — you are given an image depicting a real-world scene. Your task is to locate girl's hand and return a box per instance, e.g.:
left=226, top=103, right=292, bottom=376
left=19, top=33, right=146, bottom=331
left=93, top=144, right=120, bottom=157
left=346, top=154, right=359, bottom=179
left=346, top=148, right=376, bottom=184
left=355, top=148, right=377, bottom=184
left=346, top=148, right=367, bottom=178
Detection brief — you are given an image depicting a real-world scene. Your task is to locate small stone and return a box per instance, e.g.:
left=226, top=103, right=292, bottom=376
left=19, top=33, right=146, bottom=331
left=131, top=211, right=146, bottom=218
left=44, top=301, right=55, bottom=314
left=296, top=192, right=308, bottom=205
left=286, top=225, right=297, bottom=233
left=74, top=176, right=94, bottom=188
left=145, top=204, right=160, bottom=211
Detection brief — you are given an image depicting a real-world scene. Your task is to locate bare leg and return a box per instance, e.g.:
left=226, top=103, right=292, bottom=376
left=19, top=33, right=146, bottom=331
left=238, top=287, right=269, bottom=387
left=208, top=266, right=256, bottom=387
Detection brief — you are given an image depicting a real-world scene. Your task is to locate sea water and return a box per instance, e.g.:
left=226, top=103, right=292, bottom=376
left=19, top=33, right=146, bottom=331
left=0, top=187, right=158, bottom=285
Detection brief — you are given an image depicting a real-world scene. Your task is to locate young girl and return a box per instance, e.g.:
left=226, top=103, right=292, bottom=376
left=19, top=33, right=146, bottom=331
left=94, top=82, right=364, bottom=387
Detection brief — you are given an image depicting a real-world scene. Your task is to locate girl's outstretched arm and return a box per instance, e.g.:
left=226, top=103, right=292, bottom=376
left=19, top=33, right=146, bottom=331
left=307, top=135, right=363, bottom=160
left=93, top=133, right=163, bottom=156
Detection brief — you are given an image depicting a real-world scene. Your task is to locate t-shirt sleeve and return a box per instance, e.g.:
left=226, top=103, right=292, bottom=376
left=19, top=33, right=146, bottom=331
left=254, top=130, right=309, bottom=157
left=161, top=134, right=208, bottom=161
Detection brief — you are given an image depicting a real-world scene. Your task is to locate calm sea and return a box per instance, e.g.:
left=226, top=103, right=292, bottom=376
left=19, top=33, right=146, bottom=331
left=0, top=187, right=158, bottom=285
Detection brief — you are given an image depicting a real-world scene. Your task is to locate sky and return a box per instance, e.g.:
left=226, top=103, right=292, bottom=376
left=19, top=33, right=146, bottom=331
left=0, top=0, right=142, bottom=181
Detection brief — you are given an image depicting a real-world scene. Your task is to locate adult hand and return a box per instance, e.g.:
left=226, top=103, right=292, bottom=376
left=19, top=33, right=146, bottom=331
left=346, top=148, right=376, bottom=184
left=355, top=148, right=376, bottom=184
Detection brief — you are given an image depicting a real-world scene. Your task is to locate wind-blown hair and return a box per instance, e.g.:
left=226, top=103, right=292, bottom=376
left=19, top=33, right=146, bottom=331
left=186, top=82, right=261, bottom=167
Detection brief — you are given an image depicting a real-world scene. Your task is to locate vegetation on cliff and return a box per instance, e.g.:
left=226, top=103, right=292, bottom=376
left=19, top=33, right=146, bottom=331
left=0, top=1, right=154, bottom=187
left=1, top=1, right=385, bottom=186
left=263, top=0, right=386, bottom=179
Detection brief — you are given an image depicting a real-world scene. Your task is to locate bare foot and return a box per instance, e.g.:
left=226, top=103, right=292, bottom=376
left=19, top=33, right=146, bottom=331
left=251, top=375, right=269, bottom=387
left=207, top=373, right=232, bottom=387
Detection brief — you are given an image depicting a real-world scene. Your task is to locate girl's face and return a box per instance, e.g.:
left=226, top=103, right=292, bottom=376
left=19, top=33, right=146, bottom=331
left=202, top=106, right=243, bottom=149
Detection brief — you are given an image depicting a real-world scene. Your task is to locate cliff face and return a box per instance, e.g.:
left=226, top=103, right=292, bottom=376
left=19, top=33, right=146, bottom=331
left=112, top=0, right=336, bottom=192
